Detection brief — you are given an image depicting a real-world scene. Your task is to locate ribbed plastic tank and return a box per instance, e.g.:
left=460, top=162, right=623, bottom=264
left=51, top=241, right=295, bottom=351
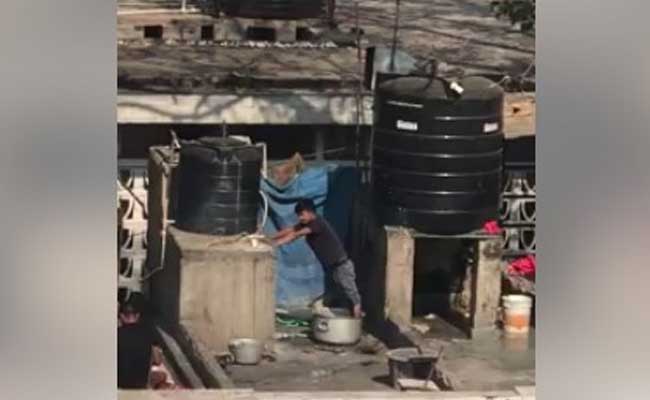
left=176, top=137, right=262, bottom=235
left=372, top=75, right=504, bottom=235
left=220, top=0, right=326, bottom=20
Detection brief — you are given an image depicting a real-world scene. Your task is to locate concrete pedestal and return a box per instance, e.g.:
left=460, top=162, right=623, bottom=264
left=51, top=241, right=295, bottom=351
left=152, top=225, right=276, bottom=353
left=383, top=226, right=415, bottom=327
left=381, top=226, right=503, bottom=339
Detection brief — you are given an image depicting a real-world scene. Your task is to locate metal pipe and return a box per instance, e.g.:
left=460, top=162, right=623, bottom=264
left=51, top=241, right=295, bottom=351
left=221, top=120, right=228, bottom=137
left=259, top=142, right=268, bottom=179
left=315, top=129, right=325, bottom=162
left=354, top=0, right=363, bottom=170
left=259, top=190, right=269, bottom=233
left=389, top=0, right=401, bottom=72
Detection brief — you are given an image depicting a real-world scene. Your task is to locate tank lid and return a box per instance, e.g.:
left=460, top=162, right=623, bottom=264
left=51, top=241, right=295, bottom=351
left=378, top=75, right=504, bottom=101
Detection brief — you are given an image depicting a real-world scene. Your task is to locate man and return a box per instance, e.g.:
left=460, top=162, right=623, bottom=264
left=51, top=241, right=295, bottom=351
left=117, top=292, right=159, bottom=389
left=273, top=198, right=363, bottom=318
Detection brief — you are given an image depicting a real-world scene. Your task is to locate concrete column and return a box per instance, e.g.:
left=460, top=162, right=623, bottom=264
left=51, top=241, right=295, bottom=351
left=384, top=226, right=415, bottom=327
left=470, top=237, right=504, bottom=337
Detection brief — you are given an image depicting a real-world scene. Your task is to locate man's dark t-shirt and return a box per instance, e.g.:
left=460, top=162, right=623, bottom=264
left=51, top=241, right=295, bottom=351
left=118, top=321, right=157, bottom=389
left=297, top=216, right=347, bottom=267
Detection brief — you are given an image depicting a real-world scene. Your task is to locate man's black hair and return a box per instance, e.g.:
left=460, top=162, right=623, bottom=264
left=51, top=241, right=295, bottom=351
left=295, top=198, right=316, bottom=214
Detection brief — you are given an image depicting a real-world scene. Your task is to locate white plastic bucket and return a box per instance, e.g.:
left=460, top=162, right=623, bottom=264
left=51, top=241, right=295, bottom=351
left=502, top=295, right=533, bottom=335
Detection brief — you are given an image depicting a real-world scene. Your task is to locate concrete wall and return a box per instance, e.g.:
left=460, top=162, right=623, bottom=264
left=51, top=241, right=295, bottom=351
left=117, top=93, right=374, bottom=126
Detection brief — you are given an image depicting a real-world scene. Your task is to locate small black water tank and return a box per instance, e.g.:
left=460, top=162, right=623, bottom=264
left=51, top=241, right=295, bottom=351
left=176, top=137, right=262, bottom=235
left=372, top=75, right=504, bottom=235
left=219, top=0, right=326, bottom=20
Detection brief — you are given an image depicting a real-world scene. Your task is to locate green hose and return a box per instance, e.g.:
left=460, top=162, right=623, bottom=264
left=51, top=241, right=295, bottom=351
left=276, top=316, right=310, bottom=328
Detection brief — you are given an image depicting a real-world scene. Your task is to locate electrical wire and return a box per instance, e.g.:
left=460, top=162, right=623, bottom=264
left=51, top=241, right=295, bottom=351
left=299, top=147, right=349, bottom=160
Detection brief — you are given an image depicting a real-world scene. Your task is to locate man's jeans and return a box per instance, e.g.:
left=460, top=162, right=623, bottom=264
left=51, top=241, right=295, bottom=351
left=330, top=259, right=362, bottom=306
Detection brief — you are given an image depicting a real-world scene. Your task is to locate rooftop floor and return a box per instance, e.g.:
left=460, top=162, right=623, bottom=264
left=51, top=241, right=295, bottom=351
left=117, top=0, right=534, bottom=91
left=118, top=45, right=363, bottom=94
left=224, top=318, right=534, bottom=393
left=227, top=335, right=391, bottom=391
left=336, top=0, right=535, bottom=79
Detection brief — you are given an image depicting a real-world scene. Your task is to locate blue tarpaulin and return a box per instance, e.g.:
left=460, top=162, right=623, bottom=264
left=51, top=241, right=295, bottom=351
left=261, top=164, right=360, bottom=311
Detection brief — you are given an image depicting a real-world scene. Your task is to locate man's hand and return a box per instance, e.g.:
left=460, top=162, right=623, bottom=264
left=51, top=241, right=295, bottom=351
left=151, top=346, right=163, bottom=366
left=353, top=304, right=364, bottom=319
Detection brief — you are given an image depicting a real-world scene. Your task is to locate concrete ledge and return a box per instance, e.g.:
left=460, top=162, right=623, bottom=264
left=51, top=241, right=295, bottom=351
left=118, top=389, right=535, bottom=400
left=173, top=323, right=236, bottom=389
left=119, top=389, right=254, bottom=400
left=154, top=323, right=204, bottom=389
left=515, top=386, right=535, bottom=400
left=116, top=92, right=533, bottom=138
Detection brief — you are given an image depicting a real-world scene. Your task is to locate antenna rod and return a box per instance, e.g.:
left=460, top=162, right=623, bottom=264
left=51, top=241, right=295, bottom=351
left=355, top=1, right=362, bottom=170
left=389, top=0, right=401, bottom=72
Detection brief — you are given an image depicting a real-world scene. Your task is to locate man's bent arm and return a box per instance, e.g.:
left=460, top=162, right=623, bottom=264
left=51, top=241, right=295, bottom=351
left=272, top=226, right=295, bottom=240
left=274, top=227, right=312, bottom=246
left=293, top=227, right=312, bottom=238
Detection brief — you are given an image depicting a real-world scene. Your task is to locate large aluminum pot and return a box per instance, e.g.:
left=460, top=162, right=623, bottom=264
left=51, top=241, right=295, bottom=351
left=312, top=308, right=362, bottom=345
left=228, top=338, right=265, bottom=365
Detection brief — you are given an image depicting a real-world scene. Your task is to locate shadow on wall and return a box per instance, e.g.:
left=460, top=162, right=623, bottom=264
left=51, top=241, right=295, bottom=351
left=412, top=238, right=466, bottom=317
left=150, top=233, right=182, bottom=327
left=348, top=185, right=387, bottom=325
left=116, top=93, right=369, bottom=126
left=348, top=193, right=418, bottom=349
left=324, top=165, right=362, bottom=244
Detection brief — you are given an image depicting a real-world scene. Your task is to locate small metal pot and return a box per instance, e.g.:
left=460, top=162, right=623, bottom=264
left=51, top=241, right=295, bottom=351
left=386, top=346, right=443, bottom=389
left=312, top=308, right=362, bottom=345
left=227, top=338, right=265, bottom=365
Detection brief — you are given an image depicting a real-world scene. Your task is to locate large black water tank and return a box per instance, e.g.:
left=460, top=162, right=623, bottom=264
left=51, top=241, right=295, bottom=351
left=372, top=75, right=504, bottom=235
left=220, top=0, right=326, bottom=19
left=176, top=137, right=262, bottom=235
